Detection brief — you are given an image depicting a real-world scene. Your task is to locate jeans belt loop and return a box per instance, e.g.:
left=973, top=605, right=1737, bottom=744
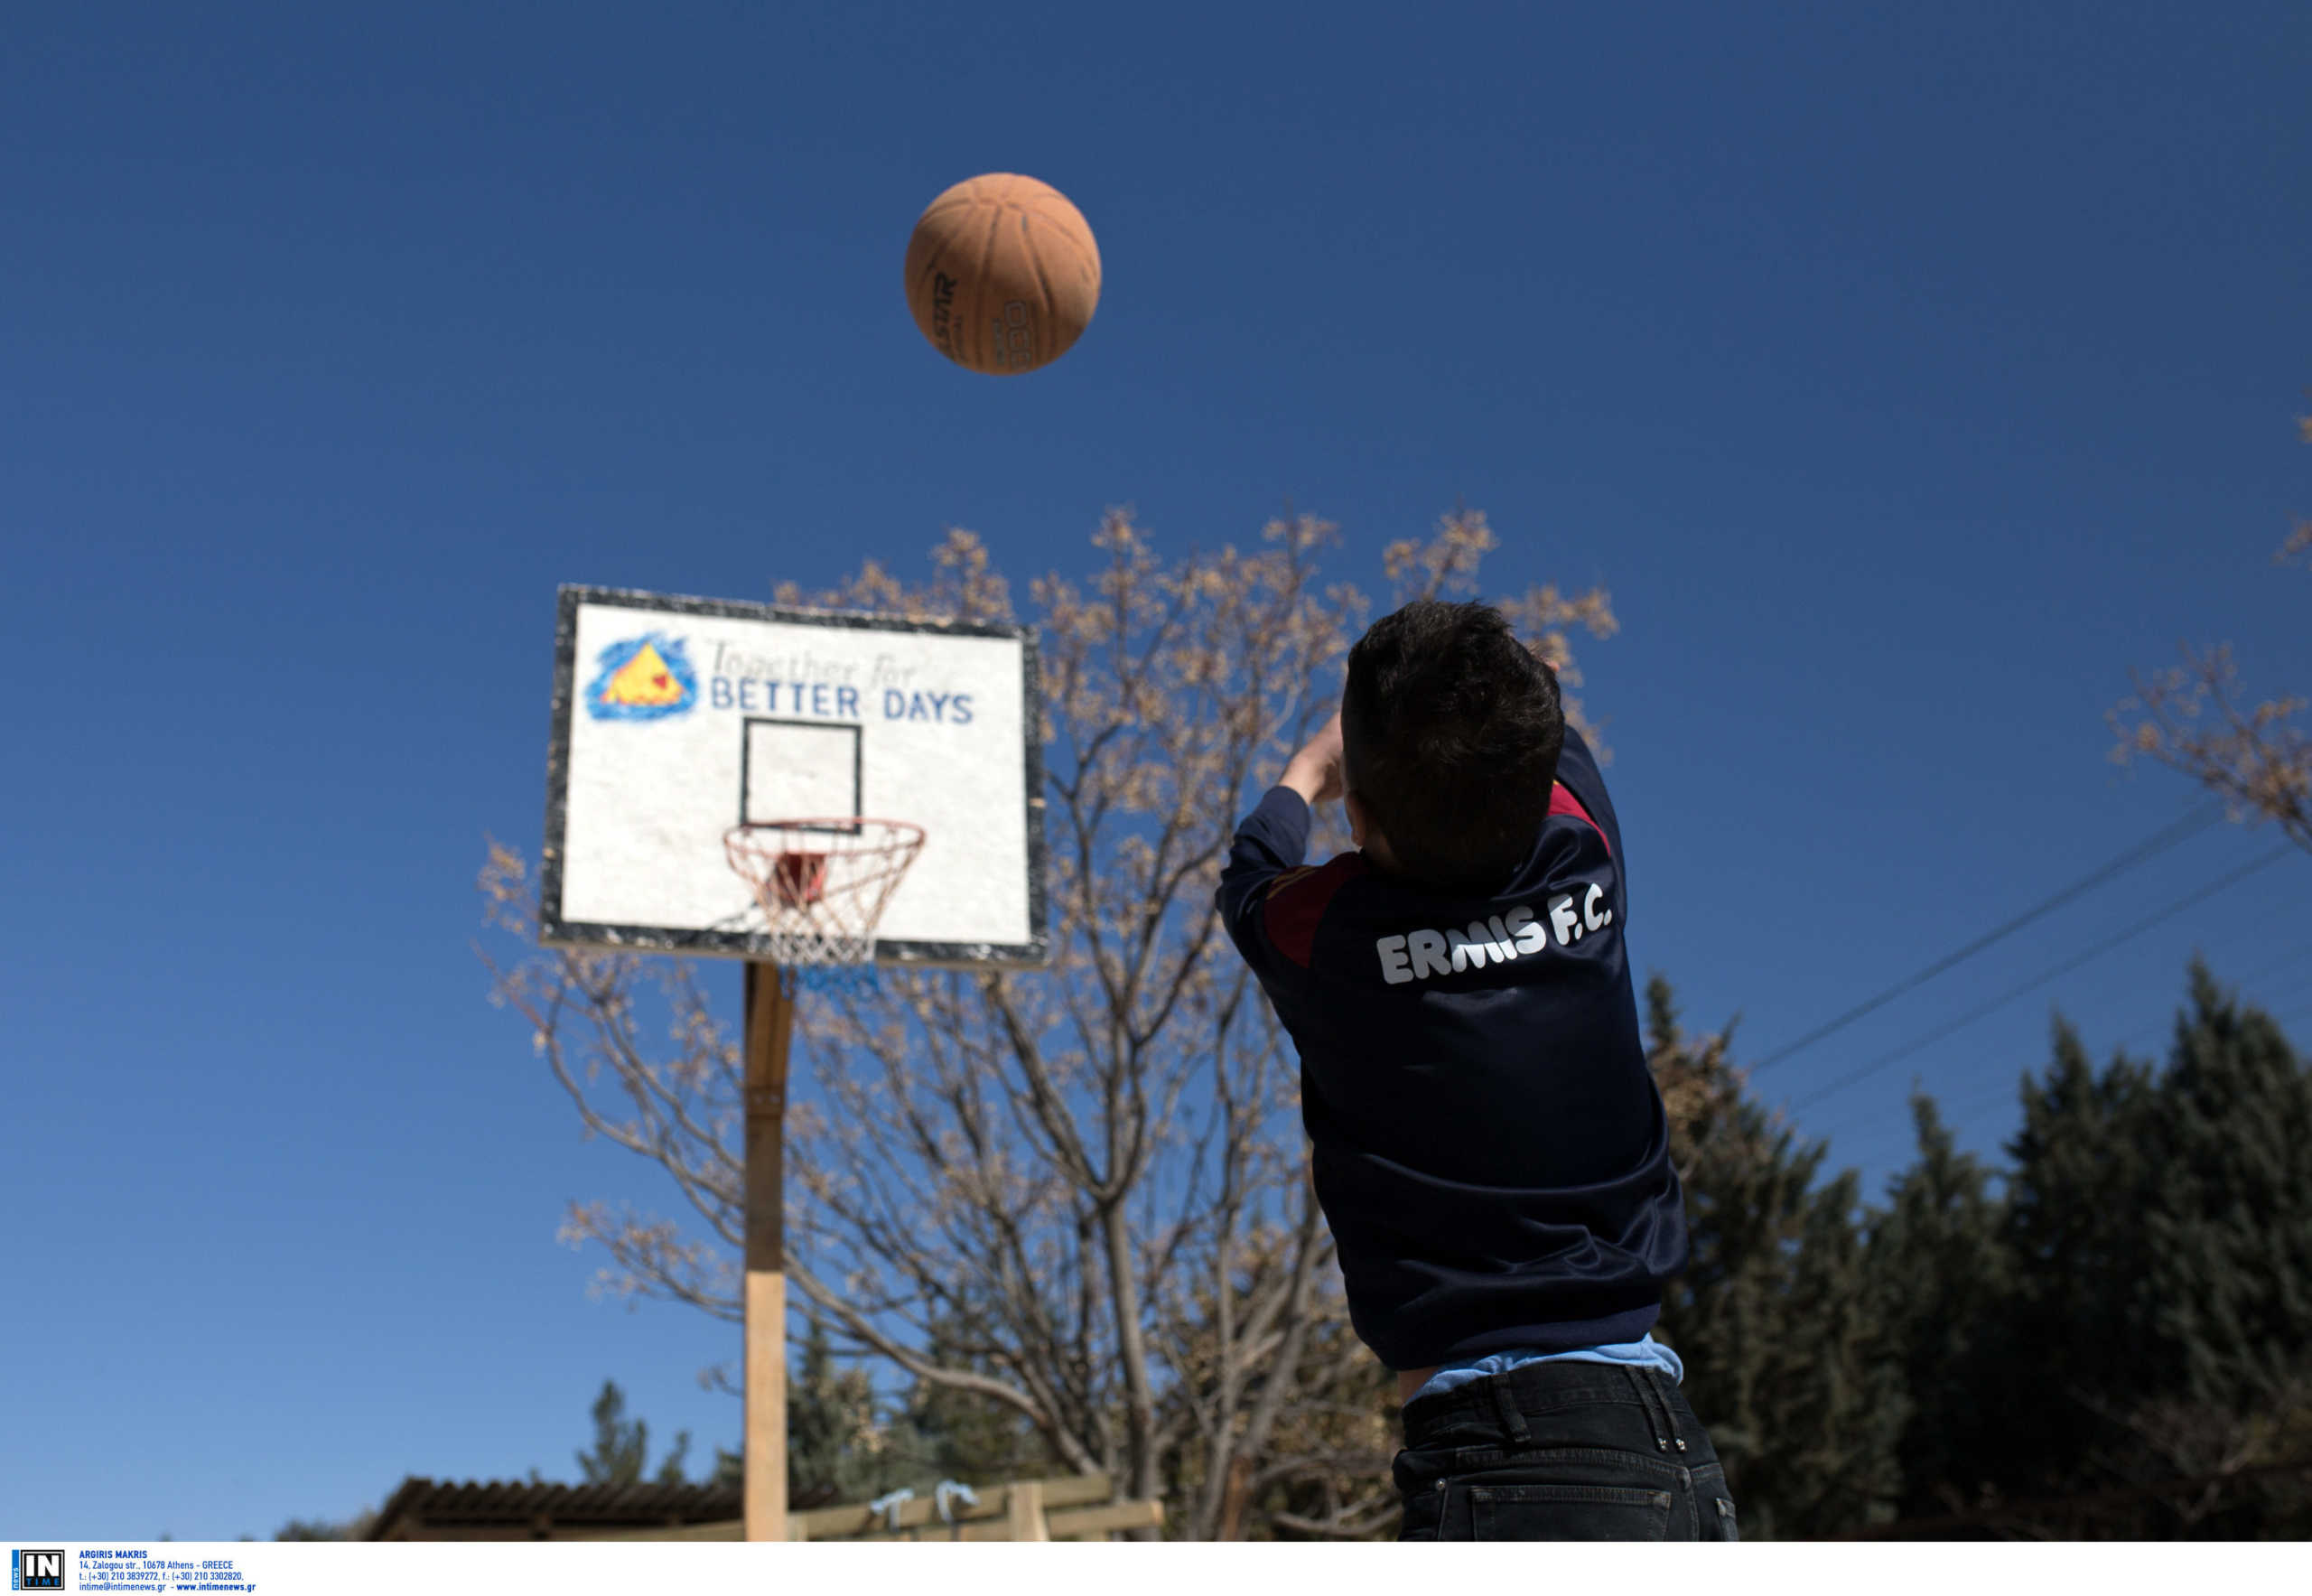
left=1625, top=1366, right=1669, bottom=1452
left=1488, top=1369, right=1533, bottom=1445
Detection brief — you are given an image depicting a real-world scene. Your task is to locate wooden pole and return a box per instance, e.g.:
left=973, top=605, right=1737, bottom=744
left=1006, top=1479, right=1049, bottom=1542
left=743, top=961, right=796, bottom=1544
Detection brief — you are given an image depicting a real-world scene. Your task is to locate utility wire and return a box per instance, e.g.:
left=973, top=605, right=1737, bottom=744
left=1817, top=937, right=2312, bottom=1151
left=1841, top=981, right=2312, bottom=1163
left=2097, top=938, right=2312, bottom=1059
left=1751, top=801, right=2224, bottom=1075
left=1787, top=842, right=2296, bottom=1114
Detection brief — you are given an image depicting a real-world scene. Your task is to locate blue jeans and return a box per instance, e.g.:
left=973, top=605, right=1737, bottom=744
left=1395, top=1361, right=1739, bottom=1540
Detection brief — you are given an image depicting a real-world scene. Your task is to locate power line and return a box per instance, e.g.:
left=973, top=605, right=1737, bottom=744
left=1750, top=802, right=2224, bottom=1075
left=1819, top=943, right=2312, bottom=1153
left=2099, top=939, right=2312, bottom=1059
left=1829, top=990, right=2312, bottom=1173
left=1960, top=938, right=2306, bottom=1124
left=1787, top=843, right=2297, bottom=1114
left=2226, top=939, right=2312, bottom=994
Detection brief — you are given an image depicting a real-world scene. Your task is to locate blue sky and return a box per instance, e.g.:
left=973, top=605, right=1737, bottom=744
left=5, top=1, right=2307, bottom=1540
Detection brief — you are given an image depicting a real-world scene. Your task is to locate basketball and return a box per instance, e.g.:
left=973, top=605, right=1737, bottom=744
left=903, top=173, right=1102, bottom=376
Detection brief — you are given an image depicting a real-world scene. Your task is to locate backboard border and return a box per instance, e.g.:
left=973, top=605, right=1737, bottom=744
left=540, top=583, right=1050, bottom=969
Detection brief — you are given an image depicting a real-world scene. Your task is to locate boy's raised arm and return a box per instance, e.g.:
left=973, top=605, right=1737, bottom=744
left=1277, top=711, right=1345, bottom=807
left=1215, top=713, right=1340, bottom=975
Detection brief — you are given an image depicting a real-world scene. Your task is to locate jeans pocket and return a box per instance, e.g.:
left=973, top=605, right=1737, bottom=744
left=1468, top=1483, right=1674, bottom=1541
left=1713, top=1496, right=1739, bottom=1542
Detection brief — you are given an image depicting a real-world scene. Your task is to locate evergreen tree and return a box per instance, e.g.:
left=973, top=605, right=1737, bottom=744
left=2108, top=961, right=2312, bottom=1536
left=1980, top=1019, right=2167, bottom=1494
left=576, top=1379, right=650, bottom=1485
left=1864, top=1091, right=2009, bottom=1517
left=1645, top=975, right=1905, bottom=1538
left=2147, top=959, right=2312, bottom=1414
left=788, top=1319, right=912, bottom=1504
left=1896, top=961, right=2312, bottom=1535
left=272, top=1509, right=376, bottom=1540
left=573, top=1378, right=692, bottom=1486
left=890, top=1314, right=1058, bottom=1488
left=707, top=1321, right=919, bottom=1507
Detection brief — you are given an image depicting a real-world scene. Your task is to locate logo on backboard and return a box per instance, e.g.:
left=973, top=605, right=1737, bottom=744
left=585, top=633, right=698, bottom=722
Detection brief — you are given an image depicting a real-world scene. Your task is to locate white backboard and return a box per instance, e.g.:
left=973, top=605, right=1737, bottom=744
left=541, top=585, right=1048, bottom=966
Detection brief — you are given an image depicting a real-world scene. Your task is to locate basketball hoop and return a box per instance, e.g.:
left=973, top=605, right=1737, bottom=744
left=723, top=818, right=926, bottom=979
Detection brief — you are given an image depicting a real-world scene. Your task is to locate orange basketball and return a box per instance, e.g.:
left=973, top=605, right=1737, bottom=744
left=904, top=173, right=1101, bottom=376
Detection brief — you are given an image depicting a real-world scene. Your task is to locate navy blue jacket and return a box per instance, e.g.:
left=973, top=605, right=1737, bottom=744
left=1217, top=723, right=1687, bottom=1371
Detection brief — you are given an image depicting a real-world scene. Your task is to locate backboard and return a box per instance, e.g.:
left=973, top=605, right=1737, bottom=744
left=541, top=585, right=1048, bottom=967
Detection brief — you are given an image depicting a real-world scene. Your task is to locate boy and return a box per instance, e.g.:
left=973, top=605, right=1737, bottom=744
left=1217, top=600, right=1736, bottom=1541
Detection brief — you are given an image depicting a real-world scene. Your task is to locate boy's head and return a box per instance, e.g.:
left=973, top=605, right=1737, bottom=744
left=1340, top=600, right=1563, bottom=894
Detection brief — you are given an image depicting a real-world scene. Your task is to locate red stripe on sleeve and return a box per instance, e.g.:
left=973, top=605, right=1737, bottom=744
left=1549, top=782, right=1611, bottom=856
left=1263, top=854, right=1367, bottom=967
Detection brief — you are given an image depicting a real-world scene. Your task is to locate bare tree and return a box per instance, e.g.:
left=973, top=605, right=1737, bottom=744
left=2067, top=1377, right=2312, bottom=1537
left=2111, top=406, right=2311, bottom=854
left=479, top=509, right=1616, bottom=1537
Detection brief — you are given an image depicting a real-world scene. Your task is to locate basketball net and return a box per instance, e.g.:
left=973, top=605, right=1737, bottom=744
left=723, top=819, right=926, bottom=983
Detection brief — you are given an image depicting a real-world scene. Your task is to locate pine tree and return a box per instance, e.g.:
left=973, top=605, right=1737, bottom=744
left=789, top=1319, right=907, bottom=1505
left=576, top=1379, right=652, bottom=1485
left=2111, top=961, right=2312, bottom=1536
left=892, top=1315, right=1058, bottom=1488
left=1912, top=962, right=2312, bottom=1535
left=2148, top=959, right=2312, bottom=1413
left=1645, top=975, right=1905, bottom=1537
left=1980, top=1019, right=2167, bottom=1494
left=568, top=1378, right=692, bottom=1487
left=707, top=1321, right=913, bottom=1506
left=1864, top=1091, right=2009, bottom=1517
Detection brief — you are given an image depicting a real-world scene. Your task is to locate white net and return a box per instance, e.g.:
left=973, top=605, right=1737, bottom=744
left=722, top=818, right=926, bottom=967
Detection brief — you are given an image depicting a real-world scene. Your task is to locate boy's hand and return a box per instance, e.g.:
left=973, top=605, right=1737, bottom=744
left=1281, top=711, right=1346, bottom=807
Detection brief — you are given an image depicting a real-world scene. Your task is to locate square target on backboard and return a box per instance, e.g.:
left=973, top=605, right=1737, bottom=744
left=740, top=718, right=863, bottom=834
left=540, top=584, right=1049, bottom=967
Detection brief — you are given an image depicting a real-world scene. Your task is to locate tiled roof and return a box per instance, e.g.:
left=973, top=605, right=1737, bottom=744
left=367, top=1476, right=743, bottom=1541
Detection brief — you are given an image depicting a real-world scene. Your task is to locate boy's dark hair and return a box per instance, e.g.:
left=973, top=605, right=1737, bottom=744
left=1341, top=600, right=1563, bottom=893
